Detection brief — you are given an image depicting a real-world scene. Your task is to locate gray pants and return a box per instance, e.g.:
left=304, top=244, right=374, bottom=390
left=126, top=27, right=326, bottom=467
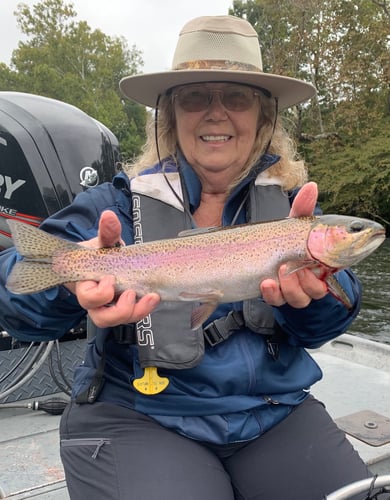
left=60, top=397, right=371, bottom=500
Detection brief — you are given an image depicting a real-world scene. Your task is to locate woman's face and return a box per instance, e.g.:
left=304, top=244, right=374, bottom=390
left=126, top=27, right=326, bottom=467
left=173, top=82, right=261, bottom=190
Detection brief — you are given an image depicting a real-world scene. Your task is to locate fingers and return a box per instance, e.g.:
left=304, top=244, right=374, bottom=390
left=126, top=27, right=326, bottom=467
left=72, top=211, right=159, bottom=327
left=88, top=291, right=161, bottom=329
left=261, top=265, right=328, bottom=309
left=289, top=182, right=318, bottom=218
left=261, top=278, right=286, bottom=307
left=79, top=210, right=123, bottom=250
left=76, top=276, right=117, bottom=309
left=75, top=276, right=160, bottom=328
left=263, top=183, right=324, bottom=308
left=97, top=210, right=123, bottom=248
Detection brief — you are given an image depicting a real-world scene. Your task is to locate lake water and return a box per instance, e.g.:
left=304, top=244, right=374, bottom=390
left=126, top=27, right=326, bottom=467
left=348, top=238, right=390, bottom=345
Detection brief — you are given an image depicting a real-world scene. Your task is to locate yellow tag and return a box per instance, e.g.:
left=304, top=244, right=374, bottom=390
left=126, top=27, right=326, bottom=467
left=133, top=367, right=169, bottom=395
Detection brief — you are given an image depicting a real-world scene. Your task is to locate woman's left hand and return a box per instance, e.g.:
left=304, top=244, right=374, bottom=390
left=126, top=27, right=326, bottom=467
left=260, top=182, right=328, bottom=308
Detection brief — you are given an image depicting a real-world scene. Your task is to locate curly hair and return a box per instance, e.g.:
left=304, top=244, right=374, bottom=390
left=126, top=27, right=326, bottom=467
left=125, top=90, right=307, bottom=192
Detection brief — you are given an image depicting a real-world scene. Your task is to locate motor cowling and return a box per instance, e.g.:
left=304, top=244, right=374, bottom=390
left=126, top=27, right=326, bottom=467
left=0, top=92, right=120, bottom=250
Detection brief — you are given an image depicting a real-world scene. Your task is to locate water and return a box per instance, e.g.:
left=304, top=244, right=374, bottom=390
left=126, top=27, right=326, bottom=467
left=348, top=239, right=390, bottom=345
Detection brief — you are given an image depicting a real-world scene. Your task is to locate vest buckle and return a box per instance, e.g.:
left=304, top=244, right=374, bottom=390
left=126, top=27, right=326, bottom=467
left=112, top=324, right=137, bottom=344
left=203, top=311, right=245, bottom=347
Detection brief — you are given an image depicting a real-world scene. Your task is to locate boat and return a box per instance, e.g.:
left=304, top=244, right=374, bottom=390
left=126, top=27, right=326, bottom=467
left=0, top=332, right=389, bottom=499
left=0, top=92, right=388, bottom=499
left=0, top=91, right=116, bottom=499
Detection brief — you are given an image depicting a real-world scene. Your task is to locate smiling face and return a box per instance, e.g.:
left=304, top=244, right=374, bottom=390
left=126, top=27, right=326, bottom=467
left=173, top=83, right=261, bottom=192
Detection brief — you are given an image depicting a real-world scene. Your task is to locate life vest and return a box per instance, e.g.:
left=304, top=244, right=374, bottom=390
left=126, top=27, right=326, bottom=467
left=130, top=170, right=291, bottom=371
left=77, top=169, right=292, bottom=403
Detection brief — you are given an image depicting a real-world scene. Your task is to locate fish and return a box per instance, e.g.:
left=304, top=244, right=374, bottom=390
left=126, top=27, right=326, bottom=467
left=6, top=215, right=386, bottom=329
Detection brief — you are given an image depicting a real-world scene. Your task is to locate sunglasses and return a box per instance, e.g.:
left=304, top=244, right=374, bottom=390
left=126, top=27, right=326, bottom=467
left=172, top=84, right=269, bottom=112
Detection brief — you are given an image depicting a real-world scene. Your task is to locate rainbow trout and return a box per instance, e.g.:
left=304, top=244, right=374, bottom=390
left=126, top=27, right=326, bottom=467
left=6, top=215, right=385, bottom=329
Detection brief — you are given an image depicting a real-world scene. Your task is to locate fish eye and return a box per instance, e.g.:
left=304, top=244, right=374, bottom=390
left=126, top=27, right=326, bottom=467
left=349, top=220, right=365, bottom=232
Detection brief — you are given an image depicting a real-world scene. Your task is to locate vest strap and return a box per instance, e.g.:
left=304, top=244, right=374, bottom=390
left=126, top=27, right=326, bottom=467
left=203, top=310, right=245, bottom=347
left=75, top=344, right=107, bottom=404
left=110, top=312, right=244, bottom=348
left=112, top=323, right=137, bottom=344
left=110, top=310, right=286, bottom=351
left=110, top=314, right=244, bottom=348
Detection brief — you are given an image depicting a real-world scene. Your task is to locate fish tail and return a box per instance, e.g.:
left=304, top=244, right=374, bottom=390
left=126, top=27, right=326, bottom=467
left=7, top=261, right=65, bottom=294
left=7, top=220, right=77, bottom=258
left=6, top=220, right=78, bottom=294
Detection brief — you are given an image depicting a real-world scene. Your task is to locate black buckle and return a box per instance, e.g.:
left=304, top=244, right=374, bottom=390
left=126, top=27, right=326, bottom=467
left=112, top=324, right=137, bottom=344
left=203, top=322, right=225, bottom=347
left=203, top=311, right=245, bottom=347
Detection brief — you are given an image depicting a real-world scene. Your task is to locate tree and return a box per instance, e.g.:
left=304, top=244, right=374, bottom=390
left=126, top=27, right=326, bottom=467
left=229, top=0, right=390, bottom=231
left=229, top=0, right=333, bottom=136
left=0, top=0, right=147, bottom=160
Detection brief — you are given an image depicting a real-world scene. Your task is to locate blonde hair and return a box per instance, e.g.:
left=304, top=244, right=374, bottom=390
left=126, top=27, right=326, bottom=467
left=125, top=91, right=307, bottom=192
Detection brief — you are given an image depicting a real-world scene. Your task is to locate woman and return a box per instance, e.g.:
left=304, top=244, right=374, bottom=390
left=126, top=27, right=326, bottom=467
left=0, top=15, right=371, bottom=500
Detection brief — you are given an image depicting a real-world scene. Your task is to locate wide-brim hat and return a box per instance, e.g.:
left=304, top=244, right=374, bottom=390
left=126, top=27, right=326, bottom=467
left=119, top=15, right=316, bottom=110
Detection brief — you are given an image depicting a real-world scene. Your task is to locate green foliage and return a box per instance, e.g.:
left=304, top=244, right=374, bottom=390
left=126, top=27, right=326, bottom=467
left=1, top=0, right=389, bottom=229
left=303, top=115, right=390, bottom=228
left=0, top=0, right=147, bottom=160
left=0, top=63, right=19, bottom=89
left=230, top=0, right=390, bottom=232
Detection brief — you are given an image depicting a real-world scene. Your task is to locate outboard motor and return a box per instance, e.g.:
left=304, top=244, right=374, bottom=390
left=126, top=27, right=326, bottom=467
left=0, top=92, right=121, bottom=402
left=0, top=91, right=120, bottom=249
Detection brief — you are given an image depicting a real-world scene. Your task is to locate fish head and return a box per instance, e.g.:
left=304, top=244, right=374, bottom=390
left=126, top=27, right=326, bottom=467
left=307, top=215, right=386, bottom=269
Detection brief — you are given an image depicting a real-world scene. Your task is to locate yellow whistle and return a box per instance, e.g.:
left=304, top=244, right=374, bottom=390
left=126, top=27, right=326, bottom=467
left=133, top=366, right=169, bottom=395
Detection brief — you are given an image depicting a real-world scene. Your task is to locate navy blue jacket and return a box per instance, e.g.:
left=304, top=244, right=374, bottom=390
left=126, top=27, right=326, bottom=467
left=0, top=158, right=361, bottom=444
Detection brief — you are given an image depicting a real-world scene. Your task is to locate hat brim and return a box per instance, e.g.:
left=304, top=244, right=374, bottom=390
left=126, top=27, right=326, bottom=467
left=119, top=70, right=316, bottom=110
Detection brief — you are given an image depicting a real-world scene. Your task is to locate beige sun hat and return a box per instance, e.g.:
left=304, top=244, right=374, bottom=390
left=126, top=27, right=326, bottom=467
left=119, top=15, right=316, bottom=110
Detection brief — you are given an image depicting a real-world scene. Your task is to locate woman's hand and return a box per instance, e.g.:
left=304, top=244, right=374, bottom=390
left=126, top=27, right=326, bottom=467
left=260, top=182, right=328, bottom=308
left=71, top=210, right=160, bottom=328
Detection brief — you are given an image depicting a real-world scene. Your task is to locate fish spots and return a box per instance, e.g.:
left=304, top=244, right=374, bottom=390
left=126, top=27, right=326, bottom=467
left=6, top=215, right=386, bottom=307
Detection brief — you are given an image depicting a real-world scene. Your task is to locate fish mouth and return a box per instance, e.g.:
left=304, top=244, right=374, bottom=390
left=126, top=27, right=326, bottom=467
left=328, top=230, right=386, bottom=267
left=349, top=230, right=386, bottom=263
left=308, top=217, right=386, bottom=269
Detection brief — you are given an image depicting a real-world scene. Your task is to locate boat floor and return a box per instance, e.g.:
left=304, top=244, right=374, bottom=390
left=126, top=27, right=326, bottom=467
left=0, top=333, right=389, bottom=499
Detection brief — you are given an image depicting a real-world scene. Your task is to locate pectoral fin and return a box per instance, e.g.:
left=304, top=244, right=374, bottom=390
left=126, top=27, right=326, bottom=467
left=191, top=302, right=218, bottom=330
left=283, top=262, right=353, bottom=310
left=178, top=291, right=224, bottom=330
left=325, top=275, right=353, bottom=310
left=282, top=260, right=316, bottom=275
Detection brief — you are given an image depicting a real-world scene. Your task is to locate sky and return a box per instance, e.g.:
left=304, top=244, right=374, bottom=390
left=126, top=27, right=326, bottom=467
left=0, top=0, right=234, bottom=73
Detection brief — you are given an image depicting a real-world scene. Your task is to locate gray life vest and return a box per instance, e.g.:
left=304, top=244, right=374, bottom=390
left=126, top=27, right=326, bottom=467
left=130, top=171, right=291, bottom=371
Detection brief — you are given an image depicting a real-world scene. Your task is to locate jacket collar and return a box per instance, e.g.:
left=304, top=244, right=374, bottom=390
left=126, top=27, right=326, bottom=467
left=177, top=151, right=280, bottom=225
left=114, top=152, right=280, bottom=225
